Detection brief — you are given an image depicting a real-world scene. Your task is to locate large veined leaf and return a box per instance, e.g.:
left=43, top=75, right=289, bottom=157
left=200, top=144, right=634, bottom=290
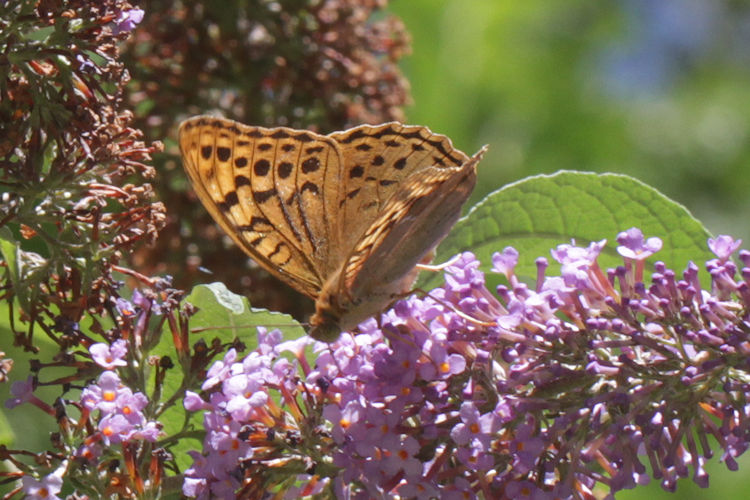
left=420, top=171, right=713, bottom=290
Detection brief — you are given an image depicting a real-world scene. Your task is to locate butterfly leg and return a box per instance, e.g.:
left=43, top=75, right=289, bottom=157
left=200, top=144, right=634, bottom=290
left=411, top=287, right=498, bottom=327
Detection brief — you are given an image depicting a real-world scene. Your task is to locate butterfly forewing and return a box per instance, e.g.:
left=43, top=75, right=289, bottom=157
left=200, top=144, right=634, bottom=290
left=179, top=116, right=344, bottom=298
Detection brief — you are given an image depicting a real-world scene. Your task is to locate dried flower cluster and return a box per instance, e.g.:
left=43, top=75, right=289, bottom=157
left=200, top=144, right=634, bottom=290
left=123, top=0, right=411, bottom=136
left=0, top=0, right=165, bottom=351
left=181, top=230, right=750, bottom=499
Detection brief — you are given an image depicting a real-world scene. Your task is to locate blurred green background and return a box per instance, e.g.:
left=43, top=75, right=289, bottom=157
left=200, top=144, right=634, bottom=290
left=390, top=0, right=750, bottom=498
left=392, top=0, right=750, bottom=246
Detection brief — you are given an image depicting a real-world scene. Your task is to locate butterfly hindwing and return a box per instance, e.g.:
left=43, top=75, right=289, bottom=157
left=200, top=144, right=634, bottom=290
left=328, top=123, right=470, bottom=255
left=340, top=147, right=485, bottom=302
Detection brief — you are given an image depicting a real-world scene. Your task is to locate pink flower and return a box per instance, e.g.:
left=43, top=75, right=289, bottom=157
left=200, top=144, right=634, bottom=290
left=89, top=339, right=128, bottom=369
left=616, top=227, right=662, bottom=260
left=21, top=463, right=66, bottom=500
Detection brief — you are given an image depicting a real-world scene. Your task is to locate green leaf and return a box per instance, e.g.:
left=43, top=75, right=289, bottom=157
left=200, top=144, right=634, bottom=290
left=0, top=401, right=16, bottom=446
left=420, top=171, right=713, bottom=289
left=154, top=283, right=305, bottom=472
left=0, top=227, right=28, bottom=312
left=184, top=282, right=305, bottom=346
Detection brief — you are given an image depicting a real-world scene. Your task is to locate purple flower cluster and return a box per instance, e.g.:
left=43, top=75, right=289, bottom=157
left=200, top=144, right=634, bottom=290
left=6, top=336, right=165, bottom=498
left=182, top=329, right=317, bottom=499
left=78, top=340, right=162, bottom=455
left=183, top=228, right=750, bottom=498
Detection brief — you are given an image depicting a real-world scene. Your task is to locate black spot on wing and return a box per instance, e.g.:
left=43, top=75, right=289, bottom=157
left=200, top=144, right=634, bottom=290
left=254, top=159, right=271, bottom=176
left=302, top=157, right=320, bottom=173
left=216, top=147, right=231, bottom=162
left=271, top=130, right=290, bottom=139
left=295, top=132, right=315, bottom=143
left=218, top=191, right=239, bottom=211
left=339, top=187, right=361, bottom=207
left=349, top=165, right=364, bottom=178
left=278, top=162, right=293, bottom=179
left=253, top=188, right=277, bottom=204
left=237, top=216, right=273, bottom=232
left=301, top=181, right=319, bottom=195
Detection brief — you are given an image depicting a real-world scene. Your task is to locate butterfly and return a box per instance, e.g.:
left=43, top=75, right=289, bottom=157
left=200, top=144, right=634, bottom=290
left=179, top=116, right=485, bottom=341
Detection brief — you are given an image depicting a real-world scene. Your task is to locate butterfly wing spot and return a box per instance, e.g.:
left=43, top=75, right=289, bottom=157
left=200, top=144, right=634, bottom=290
left=301, top=157, right=320, bottom=173
left=270, top=130, right=291, bottom=139
left=253, top=188, right=277, bottom=204
left=294, top=131, right=315, bottom=142
left=371, top=155, right=385, bottom=166
left=253, top=159, right=271, bottom=176
left=218, top=191, right=239, bottom=211
left=281, top=144, right=295, bottom=152
left=278, top=161, right=293, bottom=178
left=301, top=182, right=319, bottom=195
left=200, top=145, right=212, bottom=160
left=340, top=188, right=361, bottom=207
left=234, top=157, right=248, bottom=168
left=234, top=175, right=251, bottom=188
left=394, top=157, right=407, bottom=170
left=306, top=146, right=325, bottom=154
left=238, top=216, right=274, bottom=232
left=349, top=165, right=364, bottom=178
left=258, top=143, right=273, bottom=151
left=355, top=143, right=372, bottom=151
